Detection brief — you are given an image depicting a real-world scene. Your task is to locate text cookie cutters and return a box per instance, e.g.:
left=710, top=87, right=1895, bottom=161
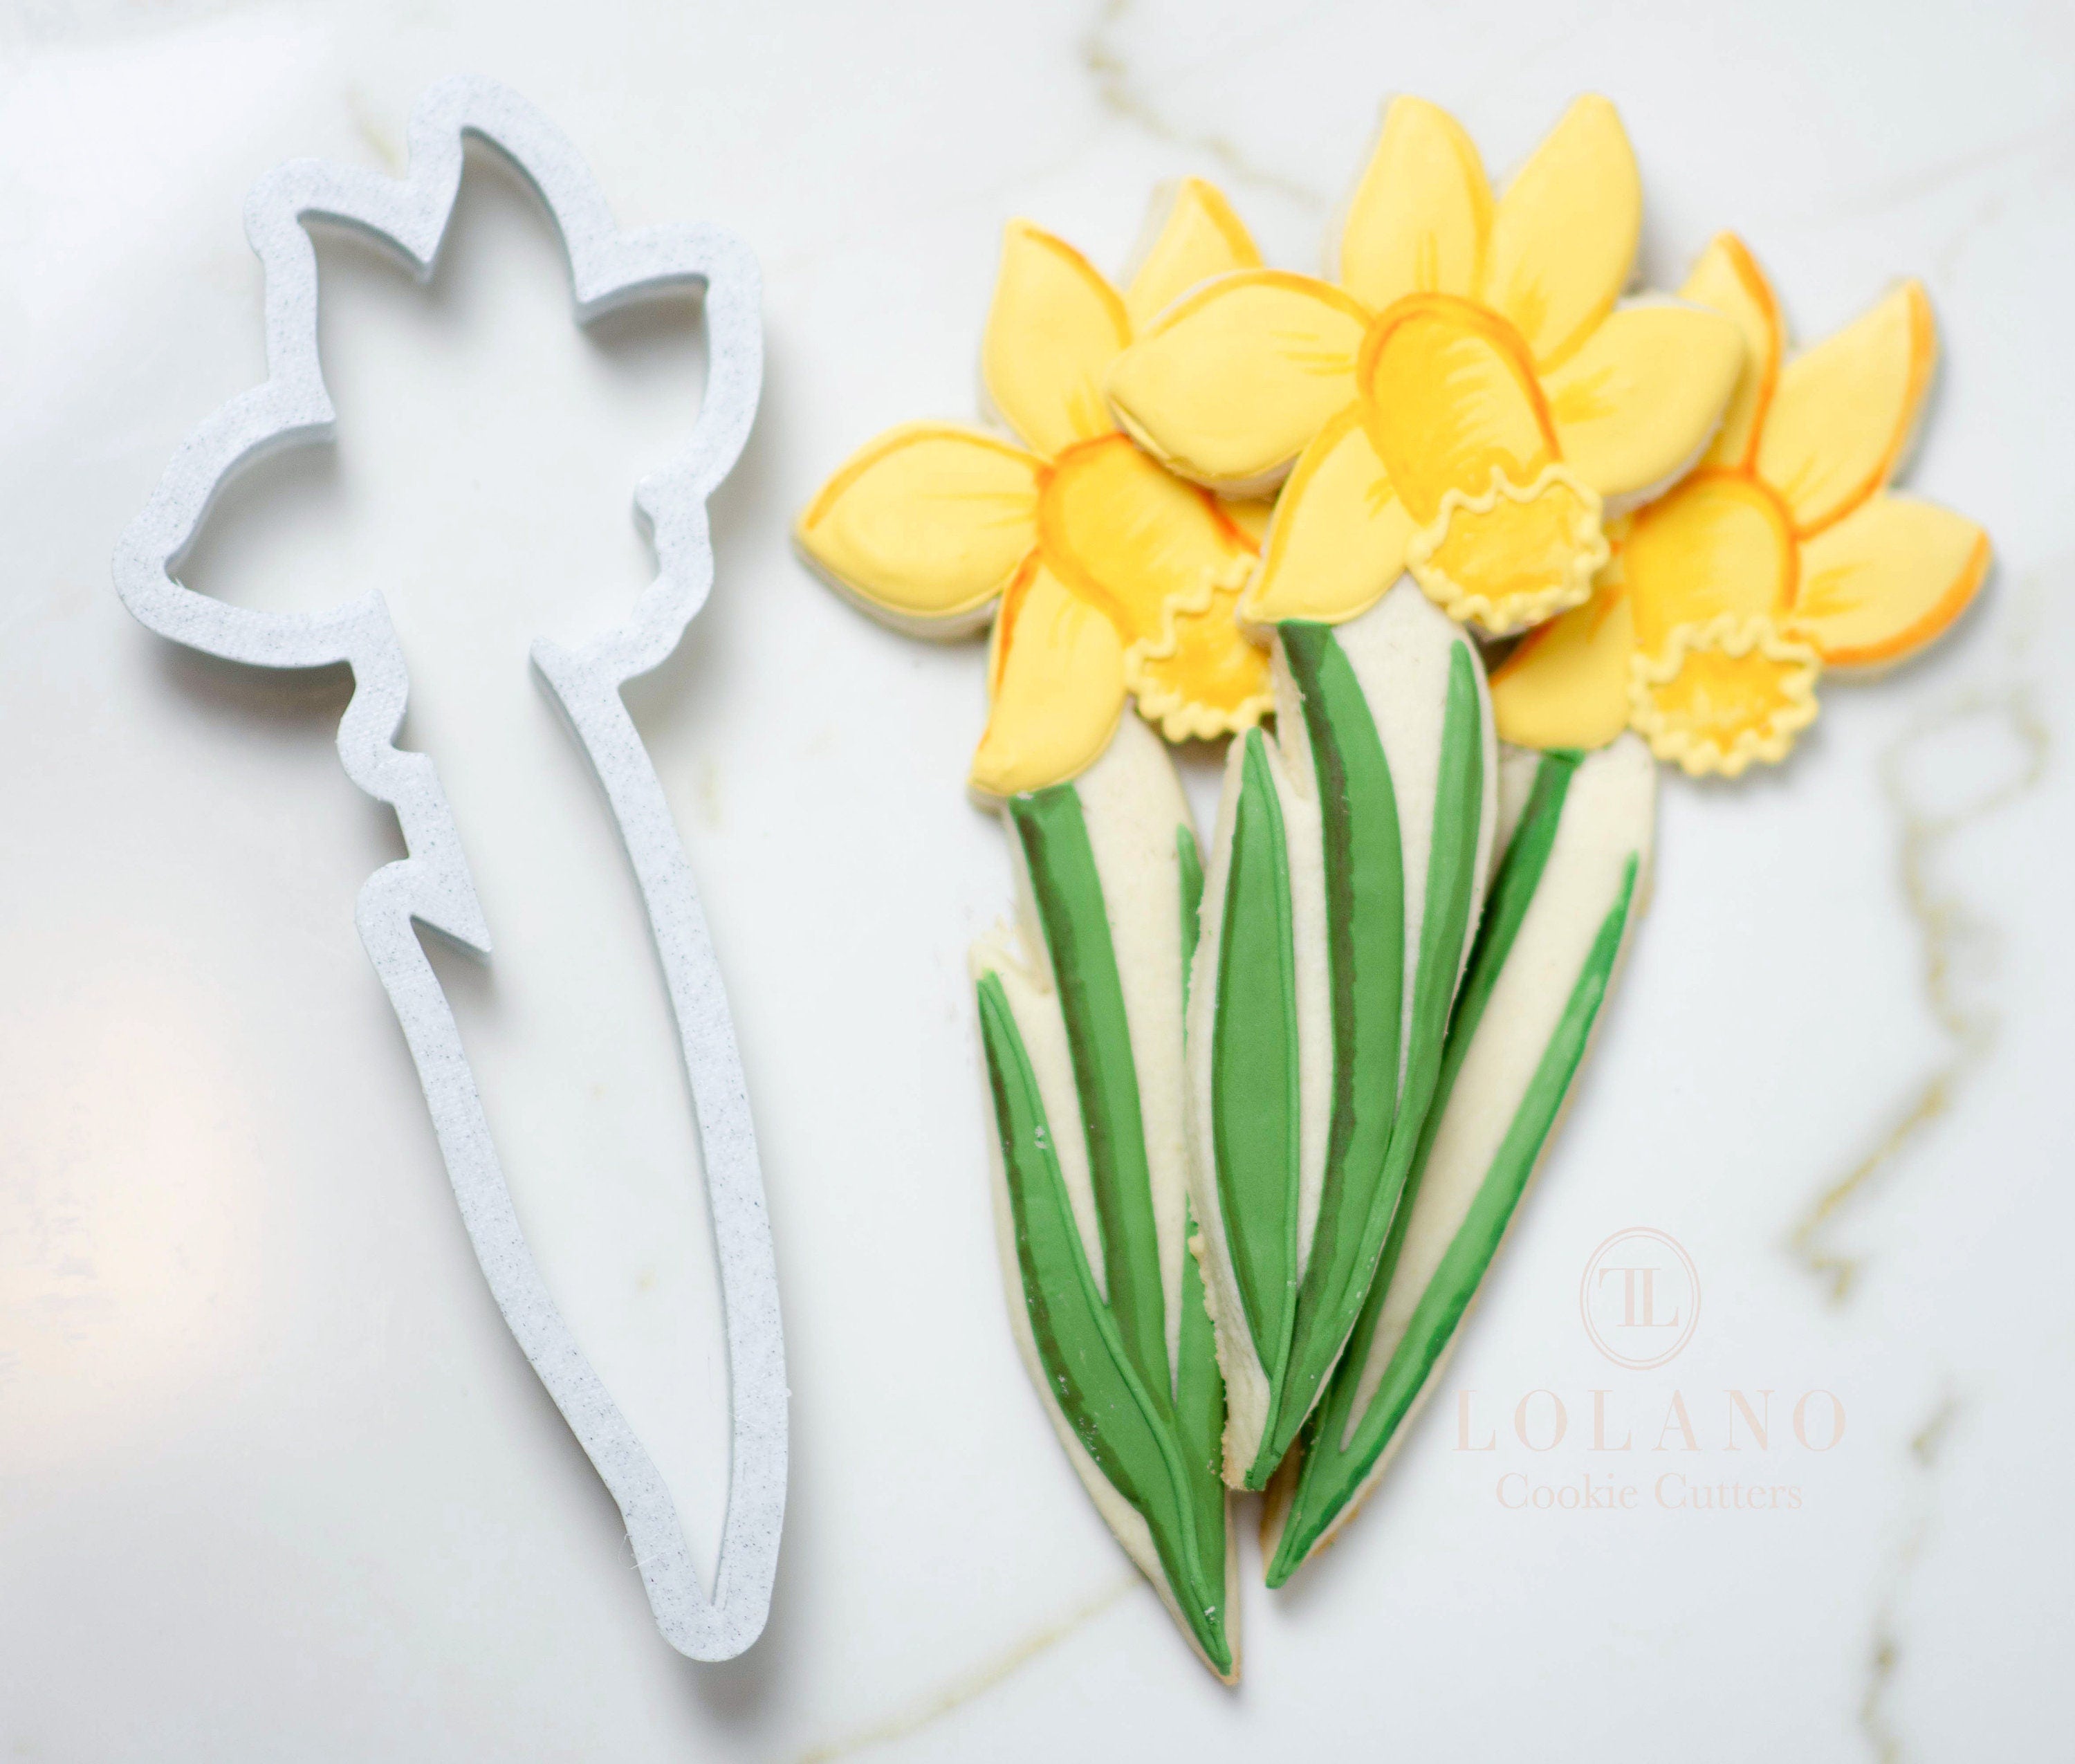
left=112, top=75, right=785, bottom=1660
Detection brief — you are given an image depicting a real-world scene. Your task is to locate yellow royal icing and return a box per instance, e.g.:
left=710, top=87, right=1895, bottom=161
left=1491, top=236, right=1991, bottom=776
left=1627, top=615, right=1819, bottom=780
left=1106, top=95, right=1744, bottom=638
left=796, top=181, right=1276, bottom=796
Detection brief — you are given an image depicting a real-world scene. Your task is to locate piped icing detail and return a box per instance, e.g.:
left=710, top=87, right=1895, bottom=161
left=797, top=184, right=1278, bottom=797
left=1627, top=614, right=1820, bottom=779
left=1491, top=235, right=1991, bottom=774
left=1264, top=739, right=1654, bottom=1580
left=1403, top=463, right=1609, bottom=632
left=1183, top=583, right=1497, bottom=1488
left=973, top=717, right=1237, bottom=1678
left=1104, top=97, right=1744, bottom=636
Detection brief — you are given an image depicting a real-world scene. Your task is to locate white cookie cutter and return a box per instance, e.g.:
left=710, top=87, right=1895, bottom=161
left=112, top=76, right=785, bottom=1661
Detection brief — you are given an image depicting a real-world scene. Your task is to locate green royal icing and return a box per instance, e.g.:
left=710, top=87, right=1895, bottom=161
left=1177, top=823, right=1204, bottom=985
left=1008, top=789, right=1168, bottom=1395
left=1262, top=623, right=1404, bottom=1483
left=1173, top=823, right=1226, bottom=1596
left=1210, top=731, right=1303, bottom=1448
left=1228, top=628, right=1484, bottom=1489
left=1266, top=751, right=1637, bottom=1583
left=977, top=787, right=1229, bottom=1671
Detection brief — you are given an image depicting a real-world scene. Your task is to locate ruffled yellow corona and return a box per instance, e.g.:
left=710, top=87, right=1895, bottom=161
left=1491, top=235, right=1991, bottom=776
left=797, top=181, right=1276, bottom=797
left=1103, top=97, right=1745, bottom=636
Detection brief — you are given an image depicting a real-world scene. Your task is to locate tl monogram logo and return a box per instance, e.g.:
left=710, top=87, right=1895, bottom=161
left=1579, top=1227, right=1702, bottom=1370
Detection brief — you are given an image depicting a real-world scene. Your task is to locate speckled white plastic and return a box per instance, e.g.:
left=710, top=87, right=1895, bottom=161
left=110, top=74, right=784, bottom=1662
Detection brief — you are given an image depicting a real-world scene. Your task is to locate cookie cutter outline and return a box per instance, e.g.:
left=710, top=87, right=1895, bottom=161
left=111, top=75, right=786, bottom=1662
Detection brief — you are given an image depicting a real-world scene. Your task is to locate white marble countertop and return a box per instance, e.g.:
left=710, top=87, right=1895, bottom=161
left=2, top=1, right=2070, bottom=1757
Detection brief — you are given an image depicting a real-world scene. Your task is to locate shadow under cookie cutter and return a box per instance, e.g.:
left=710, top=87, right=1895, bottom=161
left=111, top=75, right=785, bottom=1662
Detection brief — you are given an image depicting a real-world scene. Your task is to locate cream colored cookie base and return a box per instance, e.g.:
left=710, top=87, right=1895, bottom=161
left=971, top=711, right=1239, bottom=1681
left=1183, top=578, right=1497, bottom=1482
left=1266, top=735, right=1655, bottom=1570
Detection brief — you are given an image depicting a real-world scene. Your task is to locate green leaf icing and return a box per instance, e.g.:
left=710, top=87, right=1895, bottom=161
left=1008, top=787, right=1168, bottom=1397
left=978, top=971, right=1230, bottom=1673
left=1261, top=622, right=1404, bottom=1483
left=1237, top=630, right=1484, bottom=1488
left=1177, top=823, right=1204, bottom=993
left=1175, top=1200, right=1228, bottom=1605
left=1266, top=751, right=1636, bottom=1583
left=1212, top=730, right=1302, bottom=1433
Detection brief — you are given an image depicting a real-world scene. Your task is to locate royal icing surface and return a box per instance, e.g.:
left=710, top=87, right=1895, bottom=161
left=801, top=87, right=1995, bottom=1673
left=797, top=181, right=1278, bottom=798
left=1184, top=581, right=1498, bottom=1487
left=1264, top=736, right=1655, bottom=1578
left=972, top=715, right=1237, bottom=1678
left=1104, top=98, right=1744, bottom=637
left=1491, top=235, right=1991, bottom=775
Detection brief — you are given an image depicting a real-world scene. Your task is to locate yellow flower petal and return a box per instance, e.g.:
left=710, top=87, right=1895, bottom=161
left=1755, top=281, right=1936, bottom=537
left=1221, top=497, right=1275, bottom=545
left=972, top=558, right=1127, bottom=798
left=1357, top=293, right=1555, bottom=523
left=1336, top=96, right=1492, bottom=313
left=1680, top=233, right=1782, bottom=470
left=982, top=221, right=1132, bottom=459
left=1105, top=270, right=1370, bottom=494
left=1129, top=582, right=1275, bottom=741
left=796, top=422, right=1043, bottom=634
left=1629, top=615, right=1820, bottom=778
left=1038, top=433, right=1255, bottom=645
left=1123, top=176, right=1262, bottom=331
left=1544, top=302, right=1745, bottom=505
left=1787, top=493, right=1990, bottom=671
left=1623, top=470, right=1797, bottom=656
left=1242, top=405, right=1413, bottom=627
left=1480, top=95, right=1640, bottom=370
left=1404, top=463, right=1606, bottom=635
left=1490, top=585, right=1638, bottom=751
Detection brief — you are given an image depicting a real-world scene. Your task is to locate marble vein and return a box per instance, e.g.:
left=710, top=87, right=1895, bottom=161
left=1078, top=0, right=1326, bottom=210
left=1859, top=1390, right=1963, bottom=1763
left=790, top=1577, right=1136, bottom=1763
left=1790, top=587, right=2050, bottom=1302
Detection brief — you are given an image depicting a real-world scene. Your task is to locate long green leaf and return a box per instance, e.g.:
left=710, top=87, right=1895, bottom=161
left=1010, top=787, right=1168, bottom=1398
left=1211, top=730, right=1302, bottom=1431
left=1267, top=808, right=1638, bottom=1583
left=978, top=973, right=1230, bottom=1671
left=1247, top=635, right=1484, bottom=1485
left=1175, top=825, right=1229, bottom=1592
left=1260, top=621, right=1404, bottom=1482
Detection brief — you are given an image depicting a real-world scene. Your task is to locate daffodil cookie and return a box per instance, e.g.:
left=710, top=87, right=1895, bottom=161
left=1491, top=234, right=1991, bottom=775
left=1104, top=96, right=1745, bottom=637
left=799, top=180, right=1270, bottom=1677
left=796, top=178, right=1276, bottom=800
left=1182, top=581, right=1500, bottom=1491
left=1262, top=735, right=1656, bottom=1579
left=972, top=713, right=1235, bottom=1679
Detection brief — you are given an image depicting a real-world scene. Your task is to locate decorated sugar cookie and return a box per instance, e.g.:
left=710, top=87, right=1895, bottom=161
left=973, top=714, right=1233, bottom=1678
left=799, top=91, right=1994, bottom=1670
left=800, top=181, right=1275, bottom=1676
left=1140, top=98, right=1698, bottom=1503
left=797, top=180, right=1275, bottom=798
left=1183, top=583, right=1497, bottom=1491
left=1104, top=96, right=1744, bottom=637
left=1490, top=235, right=1991, bottom=774
left=1264, top=735, right=1654, bottom=1578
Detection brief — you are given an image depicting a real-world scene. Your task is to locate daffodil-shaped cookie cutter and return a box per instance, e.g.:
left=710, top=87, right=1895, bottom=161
left=111, top=76, right=784, bottom=1661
